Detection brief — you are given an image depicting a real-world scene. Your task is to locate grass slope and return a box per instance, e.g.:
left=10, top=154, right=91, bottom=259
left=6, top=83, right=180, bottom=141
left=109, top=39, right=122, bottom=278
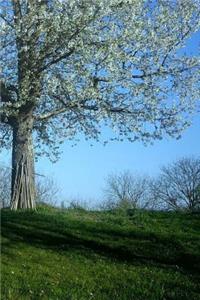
left=1, top=206, right=200, bottom=300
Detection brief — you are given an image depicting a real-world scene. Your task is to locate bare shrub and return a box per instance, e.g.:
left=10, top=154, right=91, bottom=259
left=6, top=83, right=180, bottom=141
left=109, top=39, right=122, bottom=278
left=35, top=176, right=59, bottom=207
left=103, top=171, right=152, bottom=211
left=152, top=157, right=200, bottom=211
left=67, top=198, right=89, bottom=211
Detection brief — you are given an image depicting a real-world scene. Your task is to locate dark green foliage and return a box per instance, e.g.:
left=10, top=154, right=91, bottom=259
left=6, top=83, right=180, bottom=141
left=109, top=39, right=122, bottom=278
left=1, top=207, right=200, bottom=300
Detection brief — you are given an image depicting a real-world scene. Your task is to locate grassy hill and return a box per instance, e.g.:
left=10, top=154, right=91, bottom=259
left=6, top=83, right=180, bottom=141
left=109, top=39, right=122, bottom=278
left=1, top=206, right=200, bottom=300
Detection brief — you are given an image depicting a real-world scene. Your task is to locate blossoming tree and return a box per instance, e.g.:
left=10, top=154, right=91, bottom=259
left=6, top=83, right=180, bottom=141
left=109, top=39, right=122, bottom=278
left=0, top=0, right=199, bottom=209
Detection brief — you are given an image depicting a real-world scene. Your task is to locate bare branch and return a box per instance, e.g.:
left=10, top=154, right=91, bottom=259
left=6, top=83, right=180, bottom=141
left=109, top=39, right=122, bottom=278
left=35, top=108, right=67, bottom=121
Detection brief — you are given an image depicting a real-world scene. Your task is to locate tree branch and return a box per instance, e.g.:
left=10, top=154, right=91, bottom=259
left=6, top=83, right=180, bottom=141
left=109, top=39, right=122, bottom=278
left=0, top=14, right=14, bottom=29
left=35, top=108, right=67, bottom=121
left=35, top=100, right=135, bottom=122
left=39, top=48, right=75, bottom=72
left=38, top=6, right=101, bottom=73
left=132, top=64, right=199, bottom=79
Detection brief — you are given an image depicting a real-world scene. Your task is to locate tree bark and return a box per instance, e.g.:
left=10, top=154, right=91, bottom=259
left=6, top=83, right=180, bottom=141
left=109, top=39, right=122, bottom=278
left=10, top=115, right=36, bottom=210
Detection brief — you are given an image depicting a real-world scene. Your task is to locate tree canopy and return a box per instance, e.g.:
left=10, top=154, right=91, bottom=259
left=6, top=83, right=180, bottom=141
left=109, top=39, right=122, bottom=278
left=1, top=0, right=200, bottom=159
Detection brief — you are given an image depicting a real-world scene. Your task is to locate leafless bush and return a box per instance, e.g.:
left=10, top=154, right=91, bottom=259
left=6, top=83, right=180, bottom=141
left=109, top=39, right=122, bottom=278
left=35, top=176, right=59, bottom=206
left=152, top=157, right=200, bottom=211
left=103, top=171, right=152, bottom=210
left=67, top=197, right=89, bottom=211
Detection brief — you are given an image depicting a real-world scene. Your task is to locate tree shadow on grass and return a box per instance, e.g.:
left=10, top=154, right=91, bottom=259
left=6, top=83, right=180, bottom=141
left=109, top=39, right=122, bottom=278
left=1, top=210, right=200, bottom=276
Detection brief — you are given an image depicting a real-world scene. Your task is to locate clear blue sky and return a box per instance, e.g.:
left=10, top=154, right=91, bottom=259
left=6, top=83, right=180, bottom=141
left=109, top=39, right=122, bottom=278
left=1, top=31, right=199, bottom=207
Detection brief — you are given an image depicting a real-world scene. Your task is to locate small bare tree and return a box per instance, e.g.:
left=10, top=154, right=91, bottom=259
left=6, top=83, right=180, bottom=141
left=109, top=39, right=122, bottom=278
left=153, top=157, right=200, bottom=211
left=35, top=177, right=59, bottom=206
left=103, top=171, right=151, bottom=210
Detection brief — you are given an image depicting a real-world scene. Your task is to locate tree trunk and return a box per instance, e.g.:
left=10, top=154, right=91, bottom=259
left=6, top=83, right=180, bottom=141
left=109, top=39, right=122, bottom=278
left=11, top=115, right=36, bottom=210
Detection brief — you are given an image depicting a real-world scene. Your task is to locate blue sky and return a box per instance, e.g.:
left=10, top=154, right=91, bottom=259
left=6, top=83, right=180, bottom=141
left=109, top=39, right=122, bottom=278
left=1, top=29, right=199, bottom=207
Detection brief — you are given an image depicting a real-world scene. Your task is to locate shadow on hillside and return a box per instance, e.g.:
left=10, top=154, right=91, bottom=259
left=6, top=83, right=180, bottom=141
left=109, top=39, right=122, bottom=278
left=1, top=211, right=200, bottom=275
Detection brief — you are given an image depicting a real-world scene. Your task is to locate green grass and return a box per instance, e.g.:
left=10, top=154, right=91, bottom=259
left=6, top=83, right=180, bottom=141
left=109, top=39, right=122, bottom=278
left=1, top=206, right=200, bottom=300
